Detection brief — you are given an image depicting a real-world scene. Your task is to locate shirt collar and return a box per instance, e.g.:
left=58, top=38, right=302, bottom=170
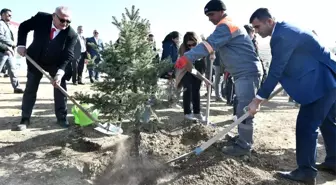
left=51, top=23, right=60, bottom=32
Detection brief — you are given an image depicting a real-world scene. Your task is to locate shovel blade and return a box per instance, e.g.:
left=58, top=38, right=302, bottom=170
left=166, top=151, right=195, bottom=164
left=94, top=123, right=123, bottom=136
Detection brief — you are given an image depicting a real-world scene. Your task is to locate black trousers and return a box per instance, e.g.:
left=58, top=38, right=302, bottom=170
left=21, top=70, right=67, bottom=120
left=72, top=52, right=86, bottom=83
left=182, top=72, right=202, bottom=115
left=224, top=75, right=235, bottom=105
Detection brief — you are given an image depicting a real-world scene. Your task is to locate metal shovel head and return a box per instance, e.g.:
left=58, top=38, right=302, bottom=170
left=166, top=151, right=195, bottom=164
left=94, top=123, right=123, bottom=136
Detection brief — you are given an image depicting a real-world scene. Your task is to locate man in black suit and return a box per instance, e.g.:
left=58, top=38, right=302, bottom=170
left=16, top=6, right=77, bottom=130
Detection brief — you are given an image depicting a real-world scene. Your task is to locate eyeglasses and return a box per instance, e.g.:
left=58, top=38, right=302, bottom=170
left=55, top=14, right=71, bottom=24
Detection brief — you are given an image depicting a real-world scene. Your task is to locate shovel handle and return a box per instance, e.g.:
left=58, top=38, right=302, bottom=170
left=196, top=86, right=284, bottom=154
left=190, top=68, right=214, bottom=87
left=25, top=55, right=99, bottom=123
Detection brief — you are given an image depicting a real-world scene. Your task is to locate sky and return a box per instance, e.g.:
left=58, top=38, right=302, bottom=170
left=2, top=0, right=336, bottom=49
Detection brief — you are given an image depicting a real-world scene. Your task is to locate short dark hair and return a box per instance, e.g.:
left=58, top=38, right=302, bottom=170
left=0, top=8, right=11, bottom=15
left=249, top=8, right=272, bottom=23
left=148, top=34, right=154, bottom=37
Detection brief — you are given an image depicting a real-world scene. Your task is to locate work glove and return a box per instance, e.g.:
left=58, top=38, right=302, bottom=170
left=175, top=56, right=193, bottom=72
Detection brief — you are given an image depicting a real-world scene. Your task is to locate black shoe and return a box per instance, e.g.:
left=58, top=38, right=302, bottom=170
left=78, top=81, right=85, bottom=85
left=14, top=88, right=24, bottom=94
left=90, top=78, right=95, bottom=83
left=72, top=82, right=78, bottom=85
left=224, top=133, right=239, bottom=143
left=57, top=119, right=70, bottom=128
left=4, top=74, right=9, bottom=78
left=316, top=162, right=336, bottom=175
left=13, top=118, right=30, bottom=131
left=276, top=169, right=316, bottom=185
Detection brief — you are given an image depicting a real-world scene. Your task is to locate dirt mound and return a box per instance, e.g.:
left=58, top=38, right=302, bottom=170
left=93, top=135, right=176, bottom=185
left=181, top=124, right=216, bottom=145
left=91, top=123, right=301, bottom=185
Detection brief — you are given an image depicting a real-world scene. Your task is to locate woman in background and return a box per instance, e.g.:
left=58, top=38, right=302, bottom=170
left=161, top=31, right=180, bottom=105
left=179, top=32, right=206, bottom=121
left=161, top=31, right=179, bottom=63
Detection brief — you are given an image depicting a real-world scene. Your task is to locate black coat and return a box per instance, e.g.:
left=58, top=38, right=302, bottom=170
left=17, top=12, right=77, bottom=80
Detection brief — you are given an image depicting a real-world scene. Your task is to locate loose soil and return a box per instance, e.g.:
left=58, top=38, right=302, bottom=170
left=0, top=72, right=335, bottom=185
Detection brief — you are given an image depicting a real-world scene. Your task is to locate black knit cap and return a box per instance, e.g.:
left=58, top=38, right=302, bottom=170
left=204, top=0, right=226, bottom=15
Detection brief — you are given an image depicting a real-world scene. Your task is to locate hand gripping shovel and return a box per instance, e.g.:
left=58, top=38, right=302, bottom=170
left=166, top=86, right=284, bottom=164
left=25, top=55, right=122, bottom=136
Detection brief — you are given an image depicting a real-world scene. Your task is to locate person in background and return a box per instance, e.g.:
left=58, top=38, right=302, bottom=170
left=161, top=31, right=179, bottom=63
left=203, top=53, right=215, bottom=98
left=86, top=29, right=104, bottom=83
left=0, top=8, right=23, bottom=93
left=248, top=8, right=336, bottom=184
left=148, top=33, right=160, bottom=61
left=213, top=51, right=225, bottom=101
left=72, top=25, right=87, bottom=85
left=161, top=31, right=180, bottom=105
left=244, top=24, right=267, bottom=83
left=179, top=32, right=206, bottom=121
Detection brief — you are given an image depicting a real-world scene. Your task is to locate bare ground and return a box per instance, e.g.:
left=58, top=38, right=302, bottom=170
left=0, top=72, right=335, bottom=185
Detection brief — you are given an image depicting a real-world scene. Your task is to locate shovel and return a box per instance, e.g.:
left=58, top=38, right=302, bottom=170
left=166, top=86, right=284, bottom=164
left=25, top=55, right=122, bottom=136
left=204, top=52, right=215, bottom=125
left=190, top=68, right=214, bottom=87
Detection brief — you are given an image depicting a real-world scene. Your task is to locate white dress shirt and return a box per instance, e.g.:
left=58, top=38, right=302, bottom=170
left=78, top=34, right=86, bottom=53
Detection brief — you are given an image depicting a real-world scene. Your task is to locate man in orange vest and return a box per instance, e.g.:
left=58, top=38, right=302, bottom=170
left=175, top=0, right=263, bottom=156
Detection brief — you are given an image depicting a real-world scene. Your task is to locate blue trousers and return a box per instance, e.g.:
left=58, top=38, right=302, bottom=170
left=296, top=88, right=336, bottom=177
left=88, top=59, right=101, bottom=80
left=234, top=75, right=261, bottom=149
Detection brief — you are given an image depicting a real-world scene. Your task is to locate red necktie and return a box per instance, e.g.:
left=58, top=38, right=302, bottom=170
left=50, top=28, right=56, bottom=40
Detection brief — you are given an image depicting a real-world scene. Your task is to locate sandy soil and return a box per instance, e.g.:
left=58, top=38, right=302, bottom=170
left=0, top=72, right=335, bottom=185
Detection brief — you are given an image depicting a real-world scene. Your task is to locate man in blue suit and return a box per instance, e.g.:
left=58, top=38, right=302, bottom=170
left=86, top=29, right=104, bottom=83
left=248, top=8, right=336, bottom=185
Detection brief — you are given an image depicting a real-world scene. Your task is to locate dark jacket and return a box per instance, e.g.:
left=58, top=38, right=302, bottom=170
left=161, top=40, right=178, bottom=63
left=17, top=12, right=77, bottom=80
left=257, top=21, right=336, bottom=104
left=86, top=36, right=104, bottom=62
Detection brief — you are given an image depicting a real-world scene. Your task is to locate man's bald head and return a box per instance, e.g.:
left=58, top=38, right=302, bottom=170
left=55, top=6, right=71, bottom=17
left=52, top=6, right=71, bottom=30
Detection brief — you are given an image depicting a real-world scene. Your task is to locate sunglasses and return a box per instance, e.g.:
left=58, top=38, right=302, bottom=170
left=55, top=14, right=71, bottom=24
left=187, top=43, right=197, bottom=47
